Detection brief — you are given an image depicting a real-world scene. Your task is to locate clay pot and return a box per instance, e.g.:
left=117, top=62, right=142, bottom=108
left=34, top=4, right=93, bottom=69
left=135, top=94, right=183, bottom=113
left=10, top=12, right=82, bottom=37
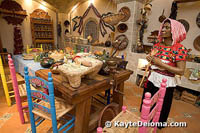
left=64, top=20, right=70, bottom=27
left=105, top=41, right=111, bottom=47
left=117, top=23, right=128, bottom=33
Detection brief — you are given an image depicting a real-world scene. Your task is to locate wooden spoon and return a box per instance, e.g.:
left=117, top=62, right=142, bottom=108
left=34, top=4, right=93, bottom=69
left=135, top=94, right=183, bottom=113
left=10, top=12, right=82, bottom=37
left=159, top=9, right=166, bottom=23
left=139, top=49, right=158, bottom=88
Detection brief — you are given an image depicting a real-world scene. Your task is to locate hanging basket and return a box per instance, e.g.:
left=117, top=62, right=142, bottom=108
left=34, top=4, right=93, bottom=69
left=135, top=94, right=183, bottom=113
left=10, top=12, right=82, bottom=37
left=102, top=13, right=125, bottom=26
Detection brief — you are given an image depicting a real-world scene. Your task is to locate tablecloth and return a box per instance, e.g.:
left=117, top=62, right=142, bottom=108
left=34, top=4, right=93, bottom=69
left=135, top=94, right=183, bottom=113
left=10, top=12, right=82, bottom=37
left=13, top=55, right=46, bottom=76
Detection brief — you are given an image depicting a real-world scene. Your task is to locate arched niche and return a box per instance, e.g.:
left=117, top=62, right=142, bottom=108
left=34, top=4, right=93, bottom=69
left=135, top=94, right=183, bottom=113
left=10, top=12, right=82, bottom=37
left=83, top=18, right=99, bottom=43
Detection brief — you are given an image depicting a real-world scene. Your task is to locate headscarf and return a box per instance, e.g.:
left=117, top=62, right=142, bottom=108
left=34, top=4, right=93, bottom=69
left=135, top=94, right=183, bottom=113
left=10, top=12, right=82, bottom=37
left=158, top=18, right=186, bottom=46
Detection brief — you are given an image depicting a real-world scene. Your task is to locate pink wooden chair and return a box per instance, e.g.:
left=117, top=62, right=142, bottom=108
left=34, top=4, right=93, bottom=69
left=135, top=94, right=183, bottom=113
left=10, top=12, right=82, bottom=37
left=8, top=54, right=37, bottom=124
left=139, top=78, right=167, bottom=133
left=98, top=78, right=167, bottom=133
left=0, top=55, right=24, bottom=106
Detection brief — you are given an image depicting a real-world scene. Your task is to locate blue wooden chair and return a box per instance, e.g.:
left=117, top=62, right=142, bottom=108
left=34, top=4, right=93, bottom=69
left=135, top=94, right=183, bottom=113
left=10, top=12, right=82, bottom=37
left=24, top=66, right=74, bottom=133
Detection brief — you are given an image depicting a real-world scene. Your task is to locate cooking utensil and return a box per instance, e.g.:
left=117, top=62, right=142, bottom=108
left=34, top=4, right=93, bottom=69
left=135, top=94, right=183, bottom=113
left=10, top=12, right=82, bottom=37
left=106, top=58, right=118, bottom=73
left=40, top=57, right=54, bottom=68
left=139, top=49, right=158, bottom=88
left=159, top=9, right=166, bottom=23
left=111, top=34, right=129, bottom=57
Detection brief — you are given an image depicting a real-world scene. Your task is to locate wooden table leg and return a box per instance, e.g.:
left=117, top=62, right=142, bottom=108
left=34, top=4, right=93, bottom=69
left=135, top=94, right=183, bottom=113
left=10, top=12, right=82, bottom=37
left=113, top=82, right=124, bottom=112
left=74, top=97, right=92, bottom=133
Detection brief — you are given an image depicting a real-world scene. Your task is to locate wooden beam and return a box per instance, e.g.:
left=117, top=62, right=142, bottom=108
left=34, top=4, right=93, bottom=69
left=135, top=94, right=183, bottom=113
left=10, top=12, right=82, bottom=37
left=0, top=35, right=2, bottom=52
left=174, top=0, right=200, bottom=3
left=0, top=9, right=27, bottom=16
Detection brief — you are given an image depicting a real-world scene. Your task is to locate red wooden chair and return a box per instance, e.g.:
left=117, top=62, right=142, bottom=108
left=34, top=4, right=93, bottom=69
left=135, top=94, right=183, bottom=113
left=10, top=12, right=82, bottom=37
left=98, top=78, right=167, bottom=133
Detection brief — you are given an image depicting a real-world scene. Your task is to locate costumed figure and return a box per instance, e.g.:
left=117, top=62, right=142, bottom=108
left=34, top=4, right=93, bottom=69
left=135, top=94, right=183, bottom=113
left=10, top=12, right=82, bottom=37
left=140, top=18, right=188, bottom=129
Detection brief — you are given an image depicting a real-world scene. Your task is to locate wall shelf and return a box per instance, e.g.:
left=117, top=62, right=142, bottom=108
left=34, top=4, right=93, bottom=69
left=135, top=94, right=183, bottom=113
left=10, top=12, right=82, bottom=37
left=30, top=9, right=54, bottom=51
left=0, top=8, right=27, bottom=17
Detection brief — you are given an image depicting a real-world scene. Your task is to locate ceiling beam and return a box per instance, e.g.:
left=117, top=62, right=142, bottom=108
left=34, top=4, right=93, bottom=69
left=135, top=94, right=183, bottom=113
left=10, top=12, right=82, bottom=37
left=33, top=0, right=58, bottom=12
left=174, top=0, right=200, bottom=3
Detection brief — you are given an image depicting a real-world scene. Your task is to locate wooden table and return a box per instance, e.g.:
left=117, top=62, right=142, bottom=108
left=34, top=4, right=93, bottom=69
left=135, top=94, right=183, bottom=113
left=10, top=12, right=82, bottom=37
left=35, top=69, right=133, bottom=133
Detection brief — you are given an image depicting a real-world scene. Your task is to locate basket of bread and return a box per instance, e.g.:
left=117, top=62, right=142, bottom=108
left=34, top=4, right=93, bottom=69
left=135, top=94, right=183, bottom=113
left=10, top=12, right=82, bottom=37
left=58, top=54, right=103, bottom=88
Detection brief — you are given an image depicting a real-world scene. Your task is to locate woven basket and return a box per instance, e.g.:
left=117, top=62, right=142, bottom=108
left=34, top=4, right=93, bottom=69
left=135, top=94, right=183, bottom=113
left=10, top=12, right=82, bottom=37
left=98, top=103, right=119, bottom=128
left=58, top=57, right=103, bottom=88
left=103, top=13, right=124, bottom=26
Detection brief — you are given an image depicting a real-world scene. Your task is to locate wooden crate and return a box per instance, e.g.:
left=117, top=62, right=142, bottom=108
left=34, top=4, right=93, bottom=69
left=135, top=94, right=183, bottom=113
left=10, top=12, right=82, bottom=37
left=181, top=91, right=198, bottom=105
left=173, top=88, right=182, bottom=100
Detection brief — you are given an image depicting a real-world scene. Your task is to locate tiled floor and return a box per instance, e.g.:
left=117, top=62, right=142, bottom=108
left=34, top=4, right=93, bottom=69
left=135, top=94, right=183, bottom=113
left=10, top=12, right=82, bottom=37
left=0, top=77, right=200, bottom=132
left=123, top=82, right=200, bottom=133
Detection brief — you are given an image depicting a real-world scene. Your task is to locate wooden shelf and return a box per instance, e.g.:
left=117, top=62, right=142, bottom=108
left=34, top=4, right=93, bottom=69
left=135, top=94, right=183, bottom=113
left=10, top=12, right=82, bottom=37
left=30, top=9, right=54, bottom=50
left=0, top=8, right=27, bottom=16
left=35, top=39, right=54, bottom=43
left=32, top=21, right=53, bottom=25
left=34, top=30, right=52, bottom=32
left=35, top=37, right=53, bottom=39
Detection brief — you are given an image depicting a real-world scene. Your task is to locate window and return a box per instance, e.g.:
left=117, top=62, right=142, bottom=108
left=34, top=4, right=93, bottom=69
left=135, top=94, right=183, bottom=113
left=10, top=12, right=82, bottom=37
left=84, top=18, right=99, bottom=43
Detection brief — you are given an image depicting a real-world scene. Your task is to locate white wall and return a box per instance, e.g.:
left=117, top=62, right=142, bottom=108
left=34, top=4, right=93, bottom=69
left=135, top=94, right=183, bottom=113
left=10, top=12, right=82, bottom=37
left=0, top=0, right=57, bottom=54
left=58, top=13, right=67, bottom=49
left=177, top=2, right=200, bottom=54
left=117, top=1, right=142, bottom=83
left=69, top=0, right=117, bottom=43
left=118, top=0, right=200, bottom=84
left=143, top=0, right=200, bottom=55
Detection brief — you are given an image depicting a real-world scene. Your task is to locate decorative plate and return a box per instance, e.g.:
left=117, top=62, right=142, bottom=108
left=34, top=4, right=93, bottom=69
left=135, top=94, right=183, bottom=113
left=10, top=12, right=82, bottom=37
left=196, top=12, right=200, bottom=28
left=119, top=6, right=131, bottom=22
left=117, top=23, right=128, bottom=33
left=193, top=35, right=200, bottom=51
left=112, top=34, right=129, bottom=50
left=178, top=19, right=190, bottom=32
